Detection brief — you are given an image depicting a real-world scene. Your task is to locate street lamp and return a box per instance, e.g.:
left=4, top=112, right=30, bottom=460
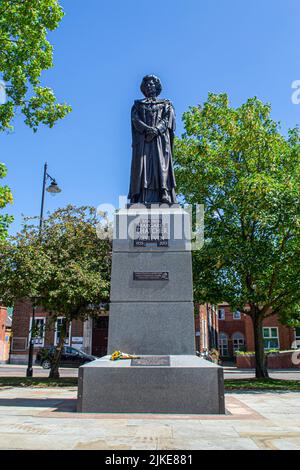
left=26, top=163, right=62, bottom=378
left=39, top=162, right=62, bottom=234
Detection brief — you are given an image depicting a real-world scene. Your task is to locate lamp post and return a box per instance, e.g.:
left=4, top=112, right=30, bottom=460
left=39, top=162, right=62, bottom=234
left=26, top=163, right=62, bottom=378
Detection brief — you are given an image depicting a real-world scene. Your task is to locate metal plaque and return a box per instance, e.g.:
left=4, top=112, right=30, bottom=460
left=133, top=272, right=169, bottom=281
left=131, top=356, right=170, bottom=367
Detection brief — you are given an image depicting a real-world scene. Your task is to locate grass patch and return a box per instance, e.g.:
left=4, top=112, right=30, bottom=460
left=0, top=377, right=78, bottom=388
left=225, top=378, right=300, bottom=391
left=0, top=377, right=299, bottom=392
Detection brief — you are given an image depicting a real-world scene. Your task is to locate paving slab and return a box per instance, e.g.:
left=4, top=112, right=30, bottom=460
left=0, top=387, right=300, bottom=449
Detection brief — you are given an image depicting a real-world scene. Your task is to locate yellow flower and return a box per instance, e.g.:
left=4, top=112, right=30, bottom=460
left=110, top=351, right=121, bottom=361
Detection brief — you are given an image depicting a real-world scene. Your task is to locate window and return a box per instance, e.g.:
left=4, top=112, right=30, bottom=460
left=65, top=346, right=80, bottom=355
left=208, top=311, right=212, bottom=328
left=94, top=317, right=109, bottom=329
left=202, top=319, right=207, bottom=349
left=218, top=332, right=229, bottom=356
left=232, top=332, right=245, bottom=352
left=218, top=309, right=225, bottom=320
left=233, top=310, right=241, bottom=320
left=29, top=318, right=45, bottom=347
left=12, top=337, right=27, bottom=351
left=263, top=327, right=279, bottom=349
left=54, top=318, right=71, bottom=346
left=295, top=327, right=300, bottom=349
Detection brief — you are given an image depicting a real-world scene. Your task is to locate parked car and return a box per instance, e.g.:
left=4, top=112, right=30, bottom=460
left=35, top=346, right=97, bottom=369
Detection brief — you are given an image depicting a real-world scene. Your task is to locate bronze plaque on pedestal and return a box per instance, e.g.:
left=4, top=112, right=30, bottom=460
left=133, top=272, right=169, bottom=281
left=131, top=356, right=170, bottom=367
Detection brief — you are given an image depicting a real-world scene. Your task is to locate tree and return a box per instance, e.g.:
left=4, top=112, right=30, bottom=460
left=0, top=162, right=13, bottom=241
left=174, top=93, right=300, bottom=378
left=0, top=205, right=112, bottom=378
left=0, top=0, right=72, bottom=238
left=0, top=0, right=71, bottom=132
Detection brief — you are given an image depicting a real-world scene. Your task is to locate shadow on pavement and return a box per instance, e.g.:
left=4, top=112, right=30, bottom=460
left=0, top=398, right=77, bottom=411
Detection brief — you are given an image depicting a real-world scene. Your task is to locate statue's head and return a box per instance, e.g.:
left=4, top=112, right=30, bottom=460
left=140, top=75, right=162, bottom=98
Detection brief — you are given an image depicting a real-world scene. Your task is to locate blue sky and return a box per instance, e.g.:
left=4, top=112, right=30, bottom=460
left=1, top=0, right=300, bottom=233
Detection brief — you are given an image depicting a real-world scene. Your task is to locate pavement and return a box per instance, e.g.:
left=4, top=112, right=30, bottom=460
left=1, top=364, right=300, bottom=380
left=0, top=386, right=299, bottom=450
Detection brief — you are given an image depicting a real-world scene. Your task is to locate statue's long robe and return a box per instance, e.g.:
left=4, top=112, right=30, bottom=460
left=128, top=98, right=177, bottom=204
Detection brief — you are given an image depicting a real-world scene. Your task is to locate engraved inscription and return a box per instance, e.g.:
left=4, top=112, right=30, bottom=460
left=131, top=356, right=170, bottom=367
left=134, top=217, right=169, bottom=247
left=133, top=272, right=169, bottom=281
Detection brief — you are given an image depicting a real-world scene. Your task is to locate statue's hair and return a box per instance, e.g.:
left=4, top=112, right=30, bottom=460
left=140, top=75, right=162, bottom=97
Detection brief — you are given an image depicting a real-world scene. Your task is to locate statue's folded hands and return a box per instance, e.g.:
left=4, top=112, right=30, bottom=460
left=145, top=126, right=159, bottom=142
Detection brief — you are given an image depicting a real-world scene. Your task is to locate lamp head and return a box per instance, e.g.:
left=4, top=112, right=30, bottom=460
left=46, top=180, right=61, bottom=194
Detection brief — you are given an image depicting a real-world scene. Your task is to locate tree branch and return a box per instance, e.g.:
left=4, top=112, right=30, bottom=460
left=270, top=290, right=300, bottom=316
left=0, top=37, right=19, bottom=44
left=0, top=0, right=26, bottom=16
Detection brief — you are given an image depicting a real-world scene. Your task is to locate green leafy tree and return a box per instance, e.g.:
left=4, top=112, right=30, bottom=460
left=0, top=205, right=112, bottom=378
left=0, top=0, right=71, bottom=132
left=0, top=0, right=72, bottom=238
left=175, top=93, right=300, bottom=378
left=0, top=162, right=13, bottom=240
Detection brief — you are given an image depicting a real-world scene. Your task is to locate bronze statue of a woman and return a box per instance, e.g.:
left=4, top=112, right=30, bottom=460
left=128, top=75, right=177, bottom=205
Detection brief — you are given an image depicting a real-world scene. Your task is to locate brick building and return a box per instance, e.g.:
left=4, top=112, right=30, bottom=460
left=194, top=303, right=219, bottom=353
left=217, top=303, right=300, bottom=361
left=11, top=298, right=299, bottom=365
left=11, top=299, right=215, bottom=363
left=10, top=299, right=109, bottom=364
left=0, top=305, right=7, bottom=345
left=0, top=305, right=12, bottom=363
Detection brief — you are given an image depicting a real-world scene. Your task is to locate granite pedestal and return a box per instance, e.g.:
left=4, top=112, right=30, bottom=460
left=78, top=355, right=225, bottom=414
left=78, top=206, right=225, bottom=414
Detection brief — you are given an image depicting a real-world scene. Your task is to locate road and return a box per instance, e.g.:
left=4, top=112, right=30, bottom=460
left=0, top=364, right=78, bottom=377
left=224, top=367, right=300, bottom=380
left=0, top=364, right=300, bottom=380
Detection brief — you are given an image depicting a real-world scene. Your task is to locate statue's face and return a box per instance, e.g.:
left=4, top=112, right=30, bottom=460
left=144, top=78, right=157, bottom=98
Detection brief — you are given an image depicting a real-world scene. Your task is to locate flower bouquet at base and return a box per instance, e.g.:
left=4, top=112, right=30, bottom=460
left=110, top=351, right=141, bottom=361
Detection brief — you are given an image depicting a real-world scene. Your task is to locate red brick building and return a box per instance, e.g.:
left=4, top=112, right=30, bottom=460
left=194, top=303, right=219, bottom=353
left=0, top=305, right=12, bottom=363
left=0, top=305, right=6, bottom=345
left=11, top=300, right=216, bottom=363
left=10, top=299, right=109, bottom=364
left=217, top=303, right=300, bottom=361
left=10, top=298, right=300, bottom=365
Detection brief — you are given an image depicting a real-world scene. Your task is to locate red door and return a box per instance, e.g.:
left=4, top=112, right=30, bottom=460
left=92, top=317, right=109, bottom=357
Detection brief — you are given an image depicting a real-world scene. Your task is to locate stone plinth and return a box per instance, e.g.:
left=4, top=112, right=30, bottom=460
left=108, top=302, right=195, bottom=355
left=110, top=251, right=193, bottom=302
left=113, top=207, right=192, bottom=252
left=78, top=206, right=225, bottom=415
left=77, top=355, right=225, bottom=414
left=108, top=207, right=195, bottom=356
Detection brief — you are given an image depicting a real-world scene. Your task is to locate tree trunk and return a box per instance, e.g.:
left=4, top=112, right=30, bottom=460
left=251, top=311, right=269, bottom=379
left=49, top=318, right=68, bottom=379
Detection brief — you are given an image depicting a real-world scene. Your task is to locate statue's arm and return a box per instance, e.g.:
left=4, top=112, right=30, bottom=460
left=156, top=102, right=175, bottom=135
left=131, top=105, right=152, bottom=134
